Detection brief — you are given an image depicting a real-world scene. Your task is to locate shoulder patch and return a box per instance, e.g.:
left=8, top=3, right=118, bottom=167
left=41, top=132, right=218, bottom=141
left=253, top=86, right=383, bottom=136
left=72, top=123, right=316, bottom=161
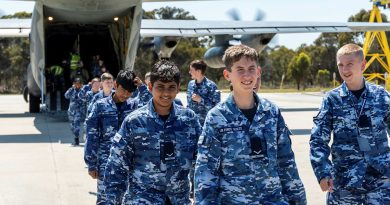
left=113, top=133, right=122, bottom=143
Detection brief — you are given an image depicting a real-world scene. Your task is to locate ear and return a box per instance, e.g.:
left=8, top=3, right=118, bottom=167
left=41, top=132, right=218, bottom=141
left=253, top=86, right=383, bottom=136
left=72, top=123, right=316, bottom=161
left=223, top=69, right=231, bottom=81
left=114, top=81, right=118, bottom=89
left=257, top=66, right=261, bottom=77
left=148, top=82, right=152, bottom=91
left=361, top=59, right=366, bottom=71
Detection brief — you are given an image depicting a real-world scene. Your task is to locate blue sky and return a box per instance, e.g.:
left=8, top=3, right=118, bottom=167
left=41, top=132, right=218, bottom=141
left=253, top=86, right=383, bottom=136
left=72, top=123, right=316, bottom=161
left=1, top=0, right=388, bottom=49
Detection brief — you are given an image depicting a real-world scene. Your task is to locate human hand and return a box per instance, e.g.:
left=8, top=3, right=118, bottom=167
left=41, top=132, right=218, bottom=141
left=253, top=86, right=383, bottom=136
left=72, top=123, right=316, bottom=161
left=192, top=94, right=201, bottom=102
left=133, top=77, right=143, bottom=87
left=88, top=170, right=98, bottom=179
left=319, top=178, right=334, bottom=192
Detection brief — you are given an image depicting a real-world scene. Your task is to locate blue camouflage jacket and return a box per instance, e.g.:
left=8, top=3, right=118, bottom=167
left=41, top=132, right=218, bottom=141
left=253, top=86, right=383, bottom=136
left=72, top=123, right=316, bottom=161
left=195, top=93, right=306, bottom=205
left=84, top=93, right=139, bottom=173
left=130, top=84, right=152, bottom=108
left=78, top=84, right=91, bottom=117
left=187, top=77, right=221, bottom=124
left=64, top=87, right=83, bottom=116
left=310, top=80, right=390, bottom=189
left=87, top=89, right=113, bottom=115
left=104, top=100, right=202, bottom=205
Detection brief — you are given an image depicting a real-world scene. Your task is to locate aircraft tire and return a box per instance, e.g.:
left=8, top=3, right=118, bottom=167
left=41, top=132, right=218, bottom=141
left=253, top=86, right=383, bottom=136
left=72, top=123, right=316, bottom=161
left=29, top=93, right=40, bottom=113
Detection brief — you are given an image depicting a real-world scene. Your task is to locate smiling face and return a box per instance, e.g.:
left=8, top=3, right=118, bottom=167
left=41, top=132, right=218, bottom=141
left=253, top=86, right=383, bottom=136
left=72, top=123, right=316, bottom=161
left=149, top=80, right=179, bottom=115
left=337, top=54, right=365, bottom=90
left=224, top=57, right=260, bottom=95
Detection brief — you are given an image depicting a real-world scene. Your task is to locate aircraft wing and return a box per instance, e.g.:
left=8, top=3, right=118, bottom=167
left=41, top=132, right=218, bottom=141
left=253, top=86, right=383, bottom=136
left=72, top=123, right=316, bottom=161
left=140, top=19, right=390, bottom=37
left=2, top=18, right=390, bottom=38
left=0, top=19, right=32, bottom=37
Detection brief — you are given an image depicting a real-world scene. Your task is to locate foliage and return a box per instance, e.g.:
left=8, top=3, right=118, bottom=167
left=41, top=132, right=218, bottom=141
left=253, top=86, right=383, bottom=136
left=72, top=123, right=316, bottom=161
left=0, top=12, right=31, bottom=93
left=288, top=52, right=311, bottom=90
left=316, top=69, right=331, bottom=87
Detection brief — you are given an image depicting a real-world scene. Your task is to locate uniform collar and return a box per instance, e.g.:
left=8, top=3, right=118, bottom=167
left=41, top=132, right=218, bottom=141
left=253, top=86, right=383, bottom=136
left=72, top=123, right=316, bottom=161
left=146, top=99, right=177, bottom=124
left=225, top=92, right=270, bottom=123
left=339, top=78, right=368, bottom=98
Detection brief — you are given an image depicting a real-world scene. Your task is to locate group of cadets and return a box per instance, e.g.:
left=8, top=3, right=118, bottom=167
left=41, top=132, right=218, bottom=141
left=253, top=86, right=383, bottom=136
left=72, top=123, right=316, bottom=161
left=62, top=43, right=390, bottom=205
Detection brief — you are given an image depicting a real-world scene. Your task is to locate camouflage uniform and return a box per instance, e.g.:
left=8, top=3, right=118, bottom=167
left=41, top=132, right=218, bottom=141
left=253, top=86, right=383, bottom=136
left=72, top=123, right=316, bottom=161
left=78, top=84, right=91, bottom=121
left=130, top=84, right=152, bottom=108
left=104, top=100, right=202, bottom=205
left=87, top=89, right=112, bottom=115
left=187, top=77, right=221, bottom=125
left=195, top=93, right=307, bottom=205
left=64, top=86, right=83, bottom=140
left=84, top=92, right=141, bottom=205
left=310, top=80, right=390, bottom=205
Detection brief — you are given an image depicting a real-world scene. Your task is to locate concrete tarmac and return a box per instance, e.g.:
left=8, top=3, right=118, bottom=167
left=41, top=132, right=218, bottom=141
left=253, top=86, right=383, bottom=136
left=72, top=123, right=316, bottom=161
left=0, top=93, right=327, bottom=205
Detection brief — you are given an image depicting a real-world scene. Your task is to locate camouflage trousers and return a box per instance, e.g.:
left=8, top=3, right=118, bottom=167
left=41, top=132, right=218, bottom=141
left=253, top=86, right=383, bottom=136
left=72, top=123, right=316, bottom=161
left=327, top=167, right=390, bottom=205
left=120, top=184, right=191, bottom=205
left=96, top=178, right=106, bottom=205
left=68, top=113, right=84, bottom=138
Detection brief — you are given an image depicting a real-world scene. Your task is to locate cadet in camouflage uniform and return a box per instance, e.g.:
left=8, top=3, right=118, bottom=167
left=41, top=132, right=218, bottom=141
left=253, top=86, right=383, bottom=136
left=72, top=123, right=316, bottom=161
left=195, top=45, right=306, bottom=205
left=84, top=70, right=143, bottom=205
left=64, top=78, right=84, bottom=146
left=104, top=60, right=202, bottom=205
left=78, top=77, right=101, bottom=117
left=87, top=73, right=114, bottom=115
left=310, top=43, right=390, bottom=205
left=187, top=60, right=221, bottom=125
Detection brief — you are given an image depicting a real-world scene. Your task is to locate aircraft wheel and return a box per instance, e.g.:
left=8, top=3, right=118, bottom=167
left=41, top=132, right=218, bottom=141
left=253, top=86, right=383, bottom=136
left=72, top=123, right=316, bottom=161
left=29, top=93, right=40, bottom=113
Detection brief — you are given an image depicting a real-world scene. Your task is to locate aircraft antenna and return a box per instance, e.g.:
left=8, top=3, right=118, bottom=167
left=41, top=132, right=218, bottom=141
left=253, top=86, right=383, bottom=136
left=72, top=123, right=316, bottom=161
left=363, top=0, right=390, bottom=89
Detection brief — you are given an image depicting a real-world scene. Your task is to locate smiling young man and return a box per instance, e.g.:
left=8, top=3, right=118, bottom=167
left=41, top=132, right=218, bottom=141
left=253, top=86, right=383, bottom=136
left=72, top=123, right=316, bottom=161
left=310, top=43, right=390, bottom=204
left=84, top=70, right=145, bottom=205
left=194, top=45, right=306, bottom=205
left=103, top=60, right=201, bottom=205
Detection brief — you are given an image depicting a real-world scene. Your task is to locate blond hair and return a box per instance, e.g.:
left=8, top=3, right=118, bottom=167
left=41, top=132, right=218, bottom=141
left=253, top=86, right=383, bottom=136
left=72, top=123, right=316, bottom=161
left=337, top=43, right=364, bottom=61
left=100, top=73, right=113, bottom=81
left=222, top=45, right=259, bottom=71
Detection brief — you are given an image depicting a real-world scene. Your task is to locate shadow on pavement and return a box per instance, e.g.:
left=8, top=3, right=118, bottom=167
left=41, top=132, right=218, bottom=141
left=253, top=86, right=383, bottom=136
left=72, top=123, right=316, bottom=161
left=290, top=129, right=311, bottom=136
left=0, top=112, right=77, bottom=144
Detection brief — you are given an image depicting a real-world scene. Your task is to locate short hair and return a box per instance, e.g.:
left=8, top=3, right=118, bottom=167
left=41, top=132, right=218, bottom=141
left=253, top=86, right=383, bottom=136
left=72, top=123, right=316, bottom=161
left=222, top=45, right=259, bottom=71
left=190, top=60, right=207, bottom=74
left=150, top=60, right=180, bottom=85
left=115, top=70, right=137, bottom=92
left=90, top=77, right=100, bottom=84
left=73, top=77, right=82, bottom=83
left=144, top=72, right=151, bottom=81
left=100, top=73, right=113, bottom=81
left=337, top=43, right=364, bottom=61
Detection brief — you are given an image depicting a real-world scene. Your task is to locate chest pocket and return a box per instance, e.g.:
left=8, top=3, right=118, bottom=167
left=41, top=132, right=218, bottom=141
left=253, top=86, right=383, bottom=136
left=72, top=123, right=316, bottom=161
left=221, top=131, right=251, bottom=176
left=100, top=111, right=118, bottom=139
left=133, top=133, right=161, bottom=173
left=332, top=105, right=355, bottom=132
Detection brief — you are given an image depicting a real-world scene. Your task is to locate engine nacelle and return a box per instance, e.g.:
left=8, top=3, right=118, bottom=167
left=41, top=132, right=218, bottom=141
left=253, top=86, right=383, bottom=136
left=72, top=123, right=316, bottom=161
left=241, top=33, right=276, bottom=53
left=204, top=46, right=228, bottom=68
left=153, top=36, right=180, bottom=59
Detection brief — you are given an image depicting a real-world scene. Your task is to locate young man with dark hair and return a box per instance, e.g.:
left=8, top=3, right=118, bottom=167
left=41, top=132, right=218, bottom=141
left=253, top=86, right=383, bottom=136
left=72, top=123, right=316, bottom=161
left=104, top=60, right=201, bottom=205
left=187, top=59, right=221, bottom=125
left=64, top=77, right=84, bottom=146
left=84, top=70, right=145, bottom=205
left=310, top=43, right=390, bottom=204
left=195, top=45, right=306, bottom=204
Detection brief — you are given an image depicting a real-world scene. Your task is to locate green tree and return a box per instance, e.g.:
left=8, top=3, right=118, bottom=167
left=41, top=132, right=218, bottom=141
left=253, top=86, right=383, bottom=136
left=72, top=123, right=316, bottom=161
left=288, top=52, right=311, bottom=90
left=0, top=12, right=31, bottom=93
left=316, top=69, right=331, bottom=88
left=268, top=46, right=295, bottom=87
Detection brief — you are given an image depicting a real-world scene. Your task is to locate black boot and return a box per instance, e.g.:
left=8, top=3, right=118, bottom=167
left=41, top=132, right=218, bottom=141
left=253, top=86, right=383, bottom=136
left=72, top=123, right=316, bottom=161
left=72, top=137, right=79, bottom=146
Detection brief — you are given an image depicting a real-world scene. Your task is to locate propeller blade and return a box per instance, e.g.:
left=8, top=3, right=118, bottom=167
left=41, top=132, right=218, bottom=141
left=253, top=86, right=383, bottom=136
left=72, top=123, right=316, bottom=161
left=226, top=8, right=241, bottom=21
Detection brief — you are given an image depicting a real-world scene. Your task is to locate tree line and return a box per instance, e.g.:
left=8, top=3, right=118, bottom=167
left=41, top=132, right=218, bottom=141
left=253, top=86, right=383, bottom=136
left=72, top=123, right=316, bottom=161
left=0, top=8, right=386, bottom=93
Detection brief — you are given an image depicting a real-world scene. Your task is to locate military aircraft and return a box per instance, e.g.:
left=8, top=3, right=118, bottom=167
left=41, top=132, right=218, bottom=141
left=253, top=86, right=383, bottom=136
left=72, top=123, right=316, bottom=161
left=1, top=0, right=390, bottom=113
